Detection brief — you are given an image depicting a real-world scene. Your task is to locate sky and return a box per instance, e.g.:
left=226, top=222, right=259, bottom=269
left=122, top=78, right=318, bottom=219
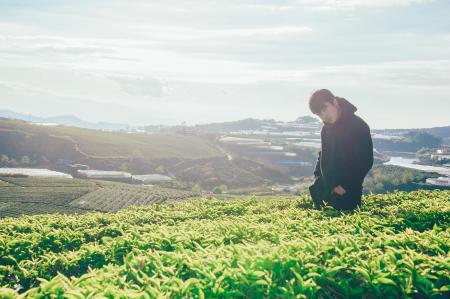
left=0, top=0, right=449, bottom=129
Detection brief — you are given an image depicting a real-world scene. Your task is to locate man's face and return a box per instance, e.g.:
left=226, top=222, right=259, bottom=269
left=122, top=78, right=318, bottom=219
left=317, top=100, right=339, bottom=124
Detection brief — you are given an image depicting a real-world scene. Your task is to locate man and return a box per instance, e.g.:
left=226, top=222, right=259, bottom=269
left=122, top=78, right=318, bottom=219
left=308, top=89, right=373, bottom=211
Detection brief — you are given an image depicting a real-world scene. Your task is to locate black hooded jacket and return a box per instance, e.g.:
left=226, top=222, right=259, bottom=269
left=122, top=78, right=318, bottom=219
left=313, top=97, right=374, bottom=194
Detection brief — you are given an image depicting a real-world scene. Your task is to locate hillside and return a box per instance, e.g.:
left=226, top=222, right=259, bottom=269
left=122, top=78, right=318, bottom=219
left=0, top=110, right=129, bottom=131
left=190, top=118, right=277, bottom=134
left=373, top=126, right=450, bottom=146
left=0, top=118, right=226, bottom=177
left=188, top=117, right=321, bottom=134
left=168, top=157, right=291, bottom=189
left=374, top=125, right=450, bottom=139
left=0, top=119, right=294, bottom=189
left=0, top=119, right=222, bottom=161
left=0, top=190, right=449, bottom=298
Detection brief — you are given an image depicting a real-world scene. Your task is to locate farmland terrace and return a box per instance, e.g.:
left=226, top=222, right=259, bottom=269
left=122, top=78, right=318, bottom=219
left=0, top=176, right=199, bottom=218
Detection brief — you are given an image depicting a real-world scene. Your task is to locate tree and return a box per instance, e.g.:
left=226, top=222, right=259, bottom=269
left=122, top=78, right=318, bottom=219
left=191, top=184, right=202, bottom=193
left=374, top=183, right=384, bottom=193
left=20, top=156, right=31, bottom=165
left=296, top=116, right=319, bottom=124
left=9, top=158, right=18, bottom=167
left=155, top=166, right=165, bottom=174
left=219, top=184, right=228, bottom=193
left=0, top=154, right=9, bottom=166
left=119, top=163, right=129, bottom=172
left=404, top=131, right=442, bottom=147
left=212, top=186, right=222, bottom=194
left=39, top=155, right=50, bottom=164
left=416, top=147, right=431, bottom=161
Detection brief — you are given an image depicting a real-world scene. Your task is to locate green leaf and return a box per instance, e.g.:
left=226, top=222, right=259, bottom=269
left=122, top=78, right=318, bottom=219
left=375, top=277, right=397, bottom=286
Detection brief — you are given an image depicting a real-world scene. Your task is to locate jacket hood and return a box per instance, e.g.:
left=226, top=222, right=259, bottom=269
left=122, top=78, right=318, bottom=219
left=337, top=97, right=357, bottom=117
left=324, top=97, right=357, bottom=126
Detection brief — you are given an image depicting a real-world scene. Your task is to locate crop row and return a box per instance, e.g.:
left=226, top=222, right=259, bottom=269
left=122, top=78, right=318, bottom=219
left=0, top=190, right=448, bottom=298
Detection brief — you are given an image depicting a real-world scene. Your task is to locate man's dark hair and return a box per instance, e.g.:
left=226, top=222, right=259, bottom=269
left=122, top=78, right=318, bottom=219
left=309, top=89, right=335, bottom=114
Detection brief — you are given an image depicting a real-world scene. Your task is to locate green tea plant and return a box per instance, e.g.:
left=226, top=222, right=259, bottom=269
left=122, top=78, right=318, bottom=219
left=0, top=190, right=448, bottom=298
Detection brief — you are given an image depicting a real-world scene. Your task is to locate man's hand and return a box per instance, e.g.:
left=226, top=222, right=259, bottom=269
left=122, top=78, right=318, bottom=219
left=331, top=185, right=346, bottom=196
left=314, top=176, right=320, bottom=180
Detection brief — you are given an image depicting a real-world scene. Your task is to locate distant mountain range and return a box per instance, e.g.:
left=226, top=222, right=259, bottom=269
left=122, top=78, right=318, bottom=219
left=1, top=109, right=449, bottom=141
left=373, top=127, right=450, bottom=139
left=0, top=109, right=322, bottom=133
left=0, top=110, right=130, bottom=131
left=197, top=116, right=321, bottom=133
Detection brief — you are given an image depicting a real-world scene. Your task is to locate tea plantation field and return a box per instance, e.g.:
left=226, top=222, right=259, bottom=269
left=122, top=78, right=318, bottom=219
left=0, top=190, right=449, bottom=298
left=0, top=177, right=199, bottom=218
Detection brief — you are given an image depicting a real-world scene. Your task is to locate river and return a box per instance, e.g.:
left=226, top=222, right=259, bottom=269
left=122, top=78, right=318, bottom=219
left=384, top=156, right=450, bottom=177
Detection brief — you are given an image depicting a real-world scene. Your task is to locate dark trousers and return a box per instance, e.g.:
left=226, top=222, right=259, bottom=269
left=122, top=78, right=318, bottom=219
left=308, top=177, right=362, bottom=211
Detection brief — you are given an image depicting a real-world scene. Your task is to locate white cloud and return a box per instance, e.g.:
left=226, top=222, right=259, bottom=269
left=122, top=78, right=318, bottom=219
left=262, top=59, right=450, bottom=87
left=295, top=0, right=434, bottom=11
left=108, top=75, right=167, bottom=98
left=0, top=79, right=116, bottom=105
left=127, top=0, right=433, bottom=12
left=239, top=4, right=295, bottom=11
left=152, top=25, right=312, bottom=38
left=0, top=0, right=448, bottom=128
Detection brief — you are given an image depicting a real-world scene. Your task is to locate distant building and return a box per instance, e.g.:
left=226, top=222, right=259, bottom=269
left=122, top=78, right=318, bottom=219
left=71, top=164, right=90, bottom=171
left=251, top=152, right=297, bottom=157
left=255, top=145, right=283, bottom=151
left=132, top=174, right=173, bottom=184
left=77, top=170, right=132, bottom=183
left=219, top=136, right=268, bottom=145
left=57, top=159, right=75, bottom=166
left=274, top=161, right=312, bottom=166
left=430, top=154, right=450, bottom=161
left=426, top=177, right=450, bottom=186
left=436, top=146, right=450, bottom=155
left=271, top=186, right=291, bottom=192
left=0, top=168, right=72, bottom=178
left=56, top=160, right=90, bottom=176
left=371, top=133, right=405, bottom=141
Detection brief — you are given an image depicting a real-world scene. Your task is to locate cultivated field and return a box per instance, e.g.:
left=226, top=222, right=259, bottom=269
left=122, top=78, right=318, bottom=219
left=0, top=190, right=448, bottom=298
left=0, top=177, right=199, bottom=218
